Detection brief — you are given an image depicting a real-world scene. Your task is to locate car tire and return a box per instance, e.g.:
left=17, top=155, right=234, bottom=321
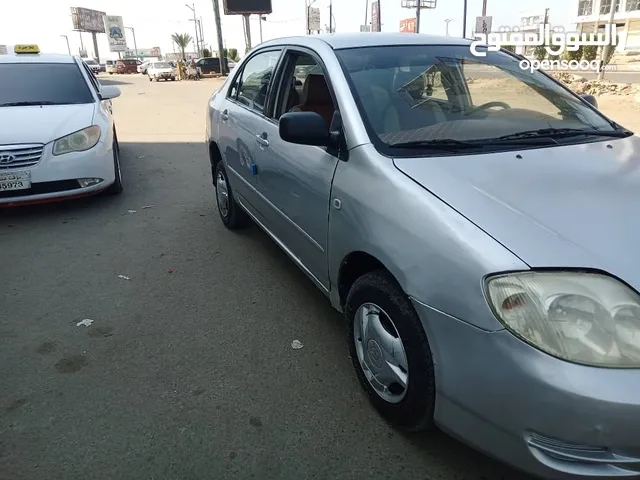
left=214, top=162, right=248, bottom=229
left=105, top=140, right=123, bottom=196
left=345, top=270, right=436, bottom=432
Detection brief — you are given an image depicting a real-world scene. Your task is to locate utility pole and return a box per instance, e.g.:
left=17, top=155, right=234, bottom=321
left=91, top=32, right=100, bottom=62
left=243, top=15, right=252, bottom=52
left=78, top=31, right=84, bottom=54
left=462, top=0, right=468, bottom=37
left=416, top=1, right=421, bottom=34
left=186, top=3, right=200, bottom=56
left=482, top=0, right=487, bottom=16
left=598, top=2, right=616, bottom=80
left=125, top=27, right=139, bottom=60
left=61, top=35, right=71, bottom=54
left=364, top=0, right=369, bottom=29
left=377, top=0, right=382, bottom=32
left=198, top=18, right=205, bottom=51
left=329, top=0, right=333, bottom=33
left=211, top=0, right=226, bottom=74
left=259, top=15, right=264, bottom=43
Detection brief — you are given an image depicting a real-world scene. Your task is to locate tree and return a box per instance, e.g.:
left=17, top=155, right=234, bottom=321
left=171, top=33, right=193, bottom=59
left=582, top=45, right=597, bottom=61
left=228, top=48, right=239, bottom=61
left=533, top=45, right=547, bottom=61
left=202, top=48, right=211, bottom=58
left=565, top=45, right=583, bottom=61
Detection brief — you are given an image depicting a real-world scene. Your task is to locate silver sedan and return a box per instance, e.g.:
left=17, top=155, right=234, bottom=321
left=206, top=33, right=640, bottom=480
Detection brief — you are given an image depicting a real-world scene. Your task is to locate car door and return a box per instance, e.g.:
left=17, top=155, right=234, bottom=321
left=217, top=49, right=283, bottom=219
left=251, top=48, right=340, bottom=290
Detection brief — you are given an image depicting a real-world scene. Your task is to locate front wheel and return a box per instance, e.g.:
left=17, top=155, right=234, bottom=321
left=346, top=270, right=436, bottom=432
left=104, top=140, right=123, bottom=195
left=214, top=162, right=248, bottom=229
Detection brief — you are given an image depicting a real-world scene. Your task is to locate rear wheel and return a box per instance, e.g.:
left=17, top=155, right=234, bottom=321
left=346, top=270, right=436, bottom=432
left=214, top=162, right=248, bottom=229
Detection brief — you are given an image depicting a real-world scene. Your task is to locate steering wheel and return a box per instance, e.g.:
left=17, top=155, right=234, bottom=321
left=465, top=101, right=511, bottom=115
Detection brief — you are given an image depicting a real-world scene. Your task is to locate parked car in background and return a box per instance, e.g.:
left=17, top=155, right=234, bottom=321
left=105, top=59, right=117, bottom=74
left=227, top=59, right=236, bottom=70
left=0, top=45, right=123, bottom=206
left=137, top=61, right=150, bottom=74
left=147, top=61, right=176, bottom=82
left=195, top=57, right=228, bottom=75
left=84, top=59, right=103, bottom=75
left=116, top=58, right=138, bottom=74
left=206, top=33, right=639, bottom=480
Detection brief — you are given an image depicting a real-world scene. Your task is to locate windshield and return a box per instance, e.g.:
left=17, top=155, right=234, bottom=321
left=153, top=62, right=171, bottom=69
left=336, top=45, right=619, bottom=155
left=0, top=63, right=93, bottom=107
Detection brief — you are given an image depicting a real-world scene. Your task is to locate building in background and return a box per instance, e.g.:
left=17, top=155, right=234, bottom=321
left=575, top=0, right=640, bottom=54
left=517, top=10, right=548, bottom=56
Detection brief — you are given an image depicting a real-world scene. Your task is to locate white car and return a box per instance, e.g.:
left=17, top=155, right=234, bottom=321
left=147, top=61, right=176, bottom=82
left=106, top=59, right=117, bottom=74
left=137, top=61, right=150, bottom=74
left=0, top=45, right=123, bottom=206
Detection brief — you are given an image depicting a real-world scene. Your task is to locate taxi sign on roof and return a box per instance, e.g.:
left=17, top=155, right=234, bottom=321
left=14, top=44, right=40, bottom=54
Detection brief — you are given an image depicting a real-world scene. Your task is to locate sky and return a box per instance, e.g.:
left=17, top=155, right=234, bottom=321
left=0, top=0, right=575, bottom=60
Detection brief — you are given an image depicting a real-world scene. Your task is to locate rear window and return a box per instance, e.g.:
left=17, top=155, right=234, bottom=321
left=0, top=63, right=94, bottom=107
left=153, top=62, right=171, bottom=68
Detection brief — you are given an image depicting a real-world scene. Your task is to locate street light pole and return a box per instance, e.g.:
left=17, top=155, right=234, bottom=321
left=416, top=1, right=421, bottom=34
left=186, top=3, right=200, bottom=57
left=259, top=15, right=264, bottom=43
left=198, top=17, right=205, bottom=51
left=598, top=1, right=616, bottom=80
left=444, top=18, right=453, bottom=36
left=329, top=0, right=333, bottom=33
left=125, top=27, right=139, bottom=60
left=61, top=35, right=71, bottom=54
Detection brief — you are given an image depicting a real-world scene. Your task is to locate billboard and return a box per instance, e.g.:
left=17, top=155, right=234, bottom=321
left=104, top=15, right=127, bottom=52
left=308, top=7, right=321, bottom=31
left=400, top=18, right=417, bottom=33
left=124, top=47, right=161, bottom=58
left=371, top=1, right=380, bottom=32
left=475, top=16, right=492, bottom=34
left=223, top=0, right=272, bottom=15
left=71, top=7, right=106, bottom=33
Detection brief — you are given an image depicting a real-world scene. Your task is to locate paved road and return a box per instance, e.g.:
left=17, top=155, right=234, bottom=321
left=1, top=74, right=530, bottom=480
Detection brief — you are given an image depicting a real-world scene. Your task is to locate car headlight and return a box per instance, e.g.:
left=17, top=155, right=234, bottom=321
left=53, top=126, right=101, bottom=156
left=486, top=271, right=640, bottom=367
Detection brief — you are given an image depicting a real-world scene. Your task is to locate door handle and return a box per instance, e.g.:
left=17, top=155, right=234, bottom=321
left=220, top=109, right=229, bottom=121
left=256, top=134, right=269, bottom=147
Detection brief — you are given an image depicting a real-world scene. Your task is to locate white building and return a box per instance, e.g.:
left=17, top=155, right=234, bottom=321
left=575, top=0, right=640, bottom=54
left=518, top=10, right=549, bottom=55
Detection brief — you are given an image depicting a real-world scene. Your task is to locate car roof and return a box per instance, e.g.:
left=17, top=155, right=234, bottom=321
left=0, top=53, right=77, bottom=64
left=260, top=32, right=472, bottom=50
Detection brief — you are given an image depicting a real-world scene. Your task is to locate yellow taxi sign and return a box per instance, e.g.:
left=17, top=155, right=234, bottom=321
left=14, top=44, right=40, bottom=54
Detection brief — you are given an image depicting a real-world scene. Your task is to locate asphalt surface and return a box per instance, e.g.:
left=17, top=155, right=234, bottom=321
left=1, top=74, right=532, bottom=480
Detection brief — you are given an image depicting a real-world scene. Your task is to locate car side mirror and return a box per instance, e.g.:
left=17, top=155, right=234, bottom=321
left=581, top=94, right=598, bottom=108
left=280, top=112, right=330, bottom=147
left=100, top=85, right=121, bottom=100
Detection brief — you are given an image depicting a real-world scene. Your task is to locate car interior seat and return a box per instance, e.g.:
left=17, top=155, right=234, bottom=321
left=289, top=74, right=335, bottom=127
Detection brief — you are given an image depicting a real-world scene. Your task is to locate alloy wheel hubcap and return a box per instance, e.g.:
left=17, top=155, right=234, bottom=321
left=353, top=302, right=409, bottom=403
left=216, top=170, right=229, bottom=218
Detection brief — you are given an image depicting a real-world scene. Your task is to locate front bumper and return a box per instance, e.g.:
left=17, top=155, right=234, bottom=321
left=0, top=141, right=116, bottom=206
left=412, top=298, right=640, bottom=479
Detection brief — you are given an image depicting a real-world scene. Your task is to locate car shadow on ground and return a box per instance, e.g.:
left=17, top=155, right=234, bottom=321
left=0, top=141, right=533, bottom=480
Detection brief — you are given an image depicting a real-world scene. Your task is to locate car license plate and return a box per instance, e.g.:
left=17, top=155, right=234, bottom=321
left=0, top=170, right=31, bottom=191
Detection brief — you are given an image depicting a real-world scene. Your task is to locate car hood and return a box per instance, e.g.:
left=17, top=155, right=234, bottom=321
left=393, top=135, right=640, bottom=290
left=0, top=104, right=95, bottom=145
